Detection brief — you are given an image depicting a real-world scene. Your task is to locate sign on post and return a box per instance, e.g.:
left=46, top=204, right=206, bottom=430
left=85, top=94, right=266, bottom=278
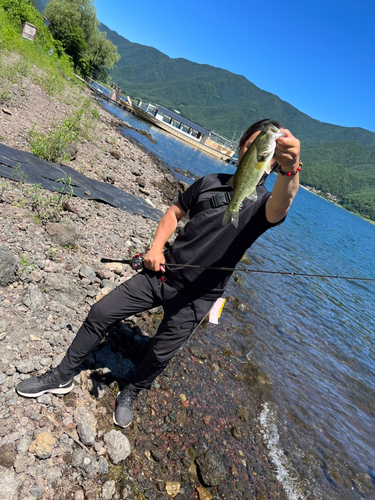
left=21, top=22, right=38, bottom=42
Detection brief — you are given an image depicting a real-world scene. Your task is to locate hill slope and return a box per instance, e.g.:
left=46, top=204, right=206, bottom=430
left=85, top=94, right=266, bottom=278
left=100, top=23, right=375, bottom=149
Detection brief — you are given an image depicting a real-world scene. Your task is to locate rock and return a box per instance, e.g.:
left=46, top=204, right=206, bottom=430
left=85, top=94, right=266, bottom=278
left=196, top=450, right=227, bottom=486
left=189, top=345, right=207, bottom=360
left=102, top=262, right=123, bottom=275
left=230, top=424, right=242, bottom=440
left=101, top=480, right=116, bottom=499
left=97, top=268, right=114, bottom=280
left=63, top=143, right=78, bottom=160
left=46, top=466, right=62, bottom=486
left=150, top=449, right=164, bottom=462
left=36, top=394, right=52, bottom=405
left=71, top=448, right=98, bottom=477
left=0, top=247, right=17, bottom=286
left=79, top=265, right=96, bottom=282
left=104, top=429, right=131, bottom=464
left=74, top=490, right=85, bottom=500
left=59, top=434, right=73, bottom=454
left=29, top=485, right=43, bottom=498
left=110, top=149, right=121, bottom=160
left=196, top=485, right=213, bottom=500
left=121, top=483, right=135, bottom=499
left=45, top=223, right=79, bottom=248
left=29, top=432, right=55, bottom=459
left=0, top=467, right=19, bottom=500
left=44, top=273, right=84, bottom=308
left=15, top=360, right=35, bottom=374
left=0, top=444, right=16, bottom=468
left=77, top=421, right=95, bottom=446
left=73, top=407, right=97, bottom=436
left=101, top=279, right=116, bottom=290
left=165, top=482, right=181, bottom=498
left=98, top=455, right=109, bottom=475
left=22, top=283, right=46, bottom=312
left=95, top=286, right=113, bottom=302
left=0, top=319, right=10, bottom=333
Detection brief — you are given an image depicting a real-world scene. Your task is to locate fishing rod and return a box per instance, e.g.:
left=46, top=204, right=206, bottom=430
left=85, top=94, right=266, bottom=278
left=100, top=254, right=375, bottom=282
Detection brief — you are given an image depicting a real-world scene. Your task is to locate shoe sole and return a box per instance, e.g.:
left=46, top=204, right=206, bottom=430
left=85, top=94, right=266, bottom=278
left=16, top=384, right=74, bottom=398
left=113, top=412, right=132, bottom=428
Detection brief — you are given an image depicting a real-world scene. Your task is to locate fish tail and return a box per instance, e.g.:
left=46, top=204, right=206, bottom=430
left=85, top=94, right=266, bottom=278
left=222, top=207, right=239, bottom=228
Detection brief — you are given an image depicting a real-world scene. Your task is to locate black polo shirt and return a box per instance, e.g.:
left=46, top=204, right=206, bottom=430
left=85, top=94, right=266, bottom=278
left=164, top=173, right=283, bottom=299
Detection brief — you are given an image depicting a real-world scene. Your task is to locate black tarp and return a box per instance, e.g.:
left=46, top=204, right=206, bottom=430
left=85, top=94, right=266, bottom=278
left=0, top=142, right=163, bottom=221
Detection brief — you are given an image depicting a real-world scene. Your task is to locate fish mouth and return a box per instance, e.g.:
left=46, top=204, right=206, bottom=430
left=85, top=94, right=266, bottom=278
left=269, top=124, right=286, bottom=138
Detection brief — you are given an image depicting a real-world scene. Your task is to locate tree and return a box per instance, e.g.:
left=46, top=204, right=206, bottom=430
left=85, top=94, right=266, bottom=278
left=88, top=30, right=120, bottom=80
left=44, top=0, right=119, bottom=77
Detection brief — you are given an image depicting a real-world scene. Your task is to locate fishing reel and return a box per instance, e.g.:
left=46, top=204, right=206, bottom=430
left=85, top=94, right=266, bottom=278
left=130, top=252, right=144, bottom=270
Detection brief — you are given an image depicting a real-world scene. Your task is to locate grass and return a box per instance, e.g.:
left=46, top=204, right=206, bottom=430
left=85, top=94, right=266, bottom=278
left=28, top=98, right=100, bottom=162
left=18, top=254, right=35, bottom=277
left=0, top=0, right=75, bottom=97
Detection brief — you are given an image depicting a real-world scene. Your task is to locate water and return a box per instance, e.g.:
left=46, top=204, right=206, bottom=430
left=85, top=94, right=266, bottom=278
left=102, top=100, right=375, bottom=498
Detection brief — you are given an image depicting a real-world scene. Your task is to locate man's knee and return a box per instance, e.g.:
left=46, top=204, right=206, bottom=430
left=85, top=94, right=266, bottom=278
left=86, top=300, right=109, bottom=327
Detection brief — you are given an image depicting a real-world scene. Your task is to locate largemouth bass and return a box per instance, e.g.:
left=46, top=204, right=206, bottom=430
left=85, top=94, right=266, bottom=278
left=222, top=124, right=285, bottom=228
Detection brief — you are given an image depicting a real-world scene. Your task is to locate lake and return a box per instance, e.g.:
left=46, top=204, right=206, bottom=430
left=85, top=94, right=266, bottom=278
left=103, top=100, right=375, bottom=499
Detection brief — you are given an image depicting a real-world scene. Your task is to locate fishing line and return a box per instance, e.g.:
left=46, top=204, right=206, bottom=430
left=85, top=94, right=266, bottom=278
left=100, top=256, right=375, bottom=282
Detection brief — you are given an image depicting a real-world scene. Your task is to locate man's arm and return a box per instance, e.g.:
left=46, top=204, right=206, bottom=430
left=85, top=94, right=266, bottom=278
left=265, top=129, right=300, bottom=224
left=144, top=203, right=187, bottom=272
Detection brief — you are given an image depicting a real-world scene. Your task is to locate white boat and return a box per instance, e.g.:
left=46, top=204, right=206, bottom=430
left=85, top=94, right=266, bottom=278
left=132, top=102, right=236, bottom=161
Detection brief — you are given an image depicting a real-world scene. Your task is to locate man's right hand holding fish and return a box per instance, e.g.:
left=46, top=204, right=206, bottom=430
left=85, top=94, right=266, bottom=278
left=265, top=128, right=301, bottom=224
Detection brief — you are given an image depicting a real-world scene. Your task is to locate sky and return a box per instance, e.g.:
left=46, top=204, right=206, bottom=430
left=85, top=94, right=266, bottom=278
left=94, top=0, right=375, bottom=133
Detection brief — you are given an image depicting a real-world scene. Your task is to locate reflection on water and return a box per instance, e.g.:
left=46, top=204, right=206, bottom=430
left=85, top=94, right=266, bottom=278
left=102, top=99, right=375, bottom=499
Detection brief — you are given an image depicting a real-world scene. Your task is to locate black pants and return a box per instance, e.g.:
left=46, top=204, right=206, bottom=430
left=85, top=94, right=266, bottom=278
left=57, top=270, right=214, bottom=392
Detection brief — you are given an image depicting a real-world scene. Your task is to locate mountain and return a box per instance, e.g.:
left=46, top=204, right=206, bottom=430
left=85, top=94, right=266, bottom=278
left=100, top=23, right=375, bottom=149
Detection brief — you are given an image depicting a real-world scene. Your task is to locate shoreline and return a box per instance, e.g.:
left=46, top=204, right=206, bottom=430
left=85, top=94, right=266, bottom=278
left=299, top=184, right=375, bottom=225
left=0, top=58, right=288, bottom=499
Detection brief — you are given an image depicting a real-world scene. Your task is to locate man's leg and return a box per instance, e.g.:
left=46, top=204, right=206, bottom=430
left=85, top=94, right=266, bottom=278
left=114, top=285, right=214, bottom=427
left=16, top=271, right=163, bottom=398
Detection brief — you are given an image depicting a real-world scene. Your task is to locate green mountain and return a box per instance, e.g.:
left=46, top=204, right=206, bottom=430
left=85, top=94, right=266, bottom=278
left=100, top=24, right=375, bottom=147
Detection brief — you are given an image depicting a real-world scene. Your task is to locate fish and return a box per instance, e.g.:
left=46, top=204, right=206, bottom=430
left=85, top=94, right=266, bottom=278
left=222, top=124, right=285, bottom=228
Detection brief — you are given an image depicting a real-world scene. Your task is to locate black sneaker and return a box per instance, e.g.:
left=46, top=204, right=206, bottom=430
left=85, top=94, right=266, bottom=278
left=113, top=386, right=138, bottom=428
left=16, top=368, right=73, bottom=398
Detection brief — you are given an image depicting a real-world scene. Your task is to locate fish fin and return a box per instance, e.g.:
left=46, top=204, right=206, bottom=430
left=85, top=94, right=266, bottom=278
left=231, top=211, right=239, bottom=228
left=245, top=189, right=257, bottom=201
left=226, top=175, right=234, bottom=187
left=222, top=207, right=232, bottom=226
left=222, top=207, right=239, bottom=228
left=265, top=162, right=273, bottom=174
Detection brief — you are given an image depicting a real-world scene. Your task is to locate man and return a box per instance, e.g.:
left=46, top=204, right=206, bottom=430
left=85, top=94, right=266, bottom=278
left=16, top=119, right=300, bottom=428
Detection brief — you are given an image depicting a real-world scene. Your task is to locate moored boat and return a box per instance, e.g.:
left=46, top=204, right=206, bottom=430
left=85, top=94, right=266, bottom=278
left=132, top=102, right=236, bottom=161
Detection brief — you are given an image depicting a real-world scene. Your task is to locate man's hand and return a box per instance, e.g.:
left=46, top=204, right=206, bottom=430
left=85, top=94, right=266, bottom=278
left=144, top=248, right=166, bottom=272
left=266, top=129, right=300, bottom=224
left=274, top=129, right=301, bottom=173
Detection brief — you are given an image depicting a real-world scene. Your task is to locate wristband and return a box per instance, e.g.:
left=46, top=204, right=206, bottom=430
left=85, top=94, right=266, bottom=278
left=278, top=161, right=303, bottom=176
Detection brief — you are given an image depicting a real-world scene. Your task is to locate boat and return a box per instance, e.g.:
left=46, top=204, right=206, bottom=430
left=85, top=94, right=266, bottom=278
left=132, top=101, right=236, bottom=161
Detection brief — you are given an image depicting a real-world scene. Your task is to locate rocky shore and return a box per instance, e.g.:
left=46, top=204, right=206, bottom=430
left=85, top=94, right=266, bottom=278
left=0, top=64, right=288, bottom=499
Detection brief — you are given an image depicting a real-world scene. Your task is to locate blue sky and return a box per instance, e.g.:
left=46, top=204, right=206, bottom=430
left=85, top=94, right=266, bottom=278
left=95, top=0, right=375, bottom=133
